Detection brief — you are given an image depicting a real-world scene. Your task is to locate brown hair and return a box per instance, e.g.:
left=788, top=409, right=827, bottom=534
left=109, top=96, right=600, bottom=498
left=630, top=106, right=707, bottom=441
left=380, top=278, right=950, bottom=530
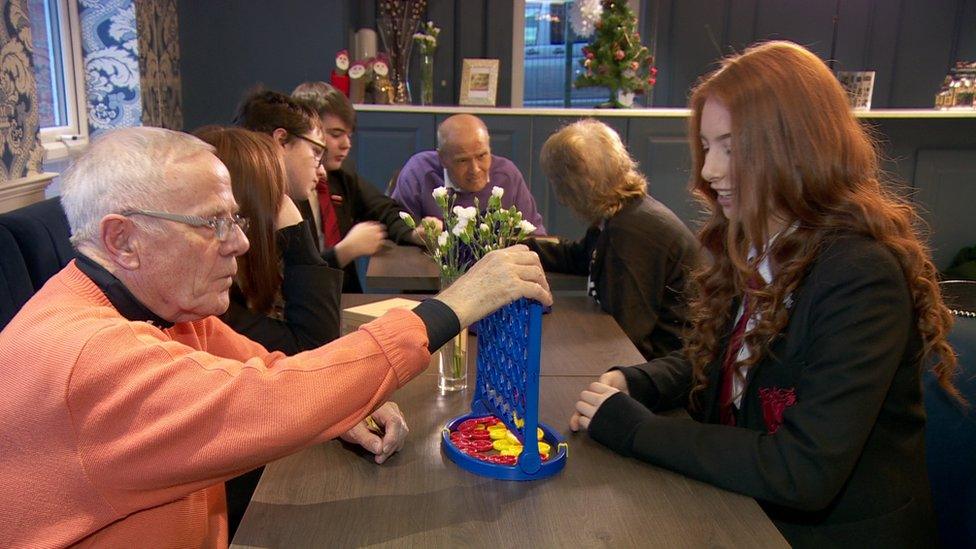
left=540, top=119, right=647, bottom=223
left=684, top=41, right=960, bottom=405
left=233, top=89, right=319, bottom=143
left=193, top=126, right=285, bottom=314
left=292, top=81, right=357, bottom=130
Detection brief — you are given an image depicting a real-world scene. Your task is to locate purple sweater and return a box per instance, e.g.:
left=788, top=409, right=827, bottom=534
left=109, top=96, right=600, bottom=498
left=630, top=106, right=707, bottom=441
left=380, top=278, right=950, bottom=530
left=392, top=150, right=546, bottom=235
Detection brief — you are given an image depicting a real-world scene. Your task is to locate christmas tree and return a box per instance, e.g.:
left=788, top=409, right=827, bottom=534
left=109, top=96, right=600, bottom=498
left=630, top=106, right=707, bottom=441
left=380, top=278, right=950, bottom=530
left=575, top=0, right=657, bottom=108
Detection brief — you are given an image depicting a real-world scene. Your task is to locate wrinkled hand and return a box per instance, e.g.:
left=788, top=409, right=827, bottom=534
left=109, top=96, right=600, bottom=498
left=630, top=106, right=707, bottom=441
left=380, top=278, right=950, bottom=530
left=569, top=376, right=624, bottom=432
left=436, top=244, right=553, bottom=328
left=339, top=402, right=408, bottom=464
left=275, top=194, right=304, bottom=230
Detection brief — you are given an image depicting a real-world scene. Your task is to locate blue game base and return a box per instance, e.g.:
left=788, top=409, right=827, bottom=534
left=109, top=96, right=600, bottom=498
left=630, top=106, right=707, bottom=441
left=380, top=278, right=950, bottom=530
left=441, top=413, right=568, bottom=481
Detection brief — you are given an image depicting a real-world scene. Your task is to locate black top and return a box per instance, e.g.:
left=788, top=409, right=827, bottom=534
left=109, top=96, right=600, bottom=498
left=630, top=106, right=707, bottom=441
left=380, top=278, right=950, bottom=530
left=220, top=220, right=344, bottom=355
left=528, top=195, right=698, bottom=360
left=588, top=233, right=938, bottom=547
left=299, top=167, right=417, bottom=293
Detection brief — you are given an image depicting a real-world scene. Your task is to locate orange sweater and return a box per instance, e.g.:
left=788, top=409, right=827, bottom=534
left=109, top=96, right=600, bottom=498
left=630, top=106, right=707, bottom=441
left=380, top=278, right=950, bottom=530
left=0, top=262, right=430, bottom=548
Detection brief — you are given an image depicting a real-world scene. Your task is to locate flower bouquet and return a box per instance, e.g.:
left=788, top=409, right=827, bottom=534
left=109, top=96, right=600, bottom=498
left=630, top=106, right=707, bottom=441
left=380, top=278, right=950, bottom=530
left=400, top=185, right=536, bottom=391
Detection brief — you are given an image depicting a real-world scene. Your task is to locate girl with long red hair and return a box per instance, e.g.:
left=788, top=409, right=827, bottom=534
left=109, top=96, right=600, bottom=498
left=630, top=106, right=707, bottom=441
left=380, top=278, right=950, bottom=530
left=570, top=41, right=958, bottom=546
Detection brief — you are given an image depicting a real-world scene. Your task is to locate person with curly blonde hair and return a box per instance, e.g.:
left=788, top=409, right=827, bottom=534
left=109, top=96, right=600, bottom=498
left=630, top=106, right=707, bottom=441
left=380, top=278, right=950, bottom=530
left=570, top=41, right=959, bottom=546
left=532, top=119, right=698, bottom=360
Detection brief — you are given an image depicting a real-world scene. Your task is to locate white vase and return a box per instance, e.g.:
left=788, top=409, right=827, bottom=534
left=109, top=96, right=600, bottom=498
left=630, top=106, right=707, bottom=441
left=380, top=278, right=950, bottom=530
left=616, top=89, right=636, bottom=107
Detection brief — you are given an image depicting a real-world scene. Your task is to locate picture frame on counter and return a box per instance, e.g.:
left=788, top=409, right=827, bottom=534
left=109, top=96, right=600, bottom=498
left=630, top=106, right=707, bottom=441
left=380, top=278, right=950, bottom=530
left=837, top=71, right=876, bottom=110
left=459, top=58, right=500, bottom=106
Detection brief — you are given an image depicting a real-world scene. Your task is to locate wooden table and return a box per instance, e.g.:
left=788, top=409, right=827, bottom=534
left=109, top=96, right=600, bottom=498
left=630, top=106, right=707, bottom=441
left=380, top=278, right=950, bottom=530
left=231, top=295, right=788, bottom=548
left=366, top=245, right=587, bottom=293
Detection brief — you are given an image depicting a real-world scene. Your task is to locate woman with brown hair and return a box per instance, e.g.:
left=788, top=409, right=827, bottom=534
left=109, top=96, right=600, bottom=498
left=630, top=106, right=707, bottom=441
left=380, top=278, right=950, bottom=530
left=193, top=126, right=344, bottom=352
left=570, top=41, right=959, bottom=546
left=192, top=127, right=409, bottom=538
left=531, top=119, right=698, bottom=360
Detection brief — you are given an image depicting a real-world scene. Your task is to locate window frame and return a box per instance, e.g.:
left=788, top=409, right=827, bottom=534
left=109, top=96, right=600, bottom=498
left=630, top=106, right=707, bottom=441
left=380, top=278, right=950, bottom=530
left=36, top=0, right=88, bottom=161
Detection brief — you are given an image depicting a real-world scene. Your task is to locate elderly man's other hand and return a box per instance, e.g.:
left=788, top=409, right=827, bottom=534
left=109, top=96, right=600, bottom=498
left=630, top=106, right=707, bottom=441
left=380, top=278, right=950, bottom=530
left=436, top=244, right=553, bottom=327
left=339, top=402, right=408, bottom=464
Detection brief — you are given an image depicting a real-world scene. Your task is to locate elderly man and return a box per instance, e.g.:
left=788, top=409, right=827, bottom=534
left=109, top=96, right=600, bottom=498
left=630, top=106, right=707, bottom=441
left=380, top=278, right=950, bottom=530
left=393, top=114, right=546, bottom=234
left=0, top=127, right=551, bottom=547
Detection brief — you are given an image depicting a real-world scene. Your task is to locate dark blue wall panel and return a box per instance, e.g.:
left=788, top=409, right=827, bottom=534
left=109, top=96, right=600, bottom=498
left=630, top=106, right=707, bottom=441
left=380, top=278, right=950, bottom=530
left=350, top=112, right=436, bottom=193
left=178, top=0, right=349, bottom=130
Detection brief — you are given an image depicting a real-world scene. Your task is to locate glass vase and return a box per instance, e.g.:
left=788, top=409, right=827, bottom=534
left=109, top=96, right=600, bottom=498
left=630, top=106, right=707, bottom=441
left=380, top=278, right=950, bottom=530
left=420, top=52, right=434, bottom=105
left=437, top=274, right=468, bottom=392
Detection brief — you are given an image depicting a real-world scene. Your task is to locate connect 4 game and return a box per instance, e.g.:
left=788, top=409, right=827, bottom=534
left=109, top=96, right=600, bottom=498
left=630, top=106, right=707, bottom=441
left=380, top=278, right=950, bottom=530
left=441, top=298, right=568, bottom=480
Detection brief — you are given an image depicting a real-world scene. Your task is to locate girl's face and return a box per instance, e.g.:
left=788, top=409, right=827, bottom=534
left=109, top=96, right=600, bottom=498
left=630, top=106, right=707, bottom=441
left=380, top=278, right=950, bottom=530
left=699, top=98, right=734, bottom=219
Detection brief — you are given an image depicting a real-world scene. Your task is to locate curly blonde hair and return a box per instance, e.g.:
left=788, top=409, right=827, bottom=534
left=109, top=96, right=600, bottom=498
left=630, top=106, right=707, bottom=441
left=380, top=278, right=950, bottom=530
left=684, top=41, right=960, bottom=406
left=540, top=119, right=646, bottom=224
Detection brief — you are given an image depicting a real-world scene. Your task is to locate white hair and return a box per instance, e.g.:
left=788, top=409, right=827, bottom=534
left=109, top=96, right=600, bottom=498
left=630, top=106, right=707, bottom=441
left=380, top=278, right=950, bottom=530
left=61, top=127, right=215, bottom=247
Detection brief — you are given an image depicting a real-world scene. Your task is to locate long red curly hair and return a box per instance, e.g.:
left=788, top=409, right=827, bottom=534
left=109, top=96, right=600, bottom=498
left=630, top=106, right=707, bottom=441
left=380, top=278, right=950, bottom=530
left=684, top=41, right=960, bottom=406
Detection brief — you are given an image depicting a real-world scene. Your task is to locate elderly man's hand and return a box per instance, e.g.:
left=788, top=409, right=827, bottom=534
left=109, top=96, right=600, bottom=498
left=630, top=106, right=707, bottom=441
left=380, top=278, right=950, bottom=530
left=436, top=244, right=553, bottom=327
left=339, top=402, right=408, bottom=464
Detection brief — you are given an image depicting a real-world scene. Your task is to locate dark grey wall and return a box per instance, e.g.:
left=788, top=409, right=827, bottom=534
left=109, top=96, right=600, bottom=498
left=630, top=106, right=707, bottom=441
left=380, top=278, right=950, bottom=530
left=644, top=0, right=976, bottom=108
left=178, top=0, right=350, bottom=130
left=178, top=0, right=515, bottom=130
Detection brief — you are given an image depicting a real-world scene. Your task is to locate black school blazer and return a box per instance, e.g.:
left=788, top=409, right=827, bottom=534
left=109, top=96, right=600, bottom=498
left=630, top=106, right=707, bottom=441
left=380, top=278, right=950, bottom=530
left=605, top=233, right=938, bottom=548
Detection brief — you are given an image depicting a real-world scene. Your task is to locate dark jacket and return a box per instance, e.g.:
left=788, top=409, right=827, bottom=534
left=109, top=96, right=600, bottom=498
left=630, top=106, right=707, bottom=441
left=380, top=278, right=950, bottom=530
left=528, top=195, right=699, bottom=360
left=220, top=219, right=343, bottom=355
left=297, top=167, right=415, bottom=293
left=589, top=233, right=937, bottom=548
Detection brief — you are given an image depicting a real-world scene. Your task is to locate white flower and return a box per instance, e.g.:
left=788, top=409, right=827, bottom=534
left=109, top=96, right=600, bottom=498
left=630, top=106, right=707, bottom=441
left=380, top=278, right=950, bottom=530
left=452, top=223, right=467, bottom=237
left=518, top=220, right=536, bottom=234
left=432, top=186, right=448, bottom=199
left=453, top=205, right=477, bottom=221
left=491, top=186, right=504, bottom=198
left=437, top=231, right=449, bottom=247
left=479, top=223, right=489, bottom=232
left=399, top=211, right=411, bottom=220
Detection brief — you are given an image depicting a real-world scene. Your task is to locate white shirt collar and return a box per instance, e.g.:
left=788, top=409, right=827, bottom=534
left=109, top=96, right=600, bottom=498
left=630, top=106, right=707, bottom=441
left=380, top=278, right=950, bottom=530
left=442, top=168, right=489, bottom=193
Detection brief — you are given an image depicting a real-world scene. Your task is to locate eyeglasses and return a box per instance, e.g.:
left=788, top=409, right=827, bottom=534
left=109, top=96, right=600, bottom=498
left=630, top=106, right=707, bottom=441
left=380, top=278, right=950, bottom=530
left=291, top=132, right=328, bottom=165
left=121, top=210, right=250, bottom=242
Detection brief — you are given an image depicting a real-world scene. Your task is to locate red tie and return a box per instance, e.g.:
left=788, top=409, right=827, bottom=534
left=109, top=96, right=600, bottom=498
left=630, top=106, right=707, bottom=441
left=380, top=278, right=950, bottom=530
left=315, top=176, right=342, bottom=247
left=718, top=293, right=754, bottom=426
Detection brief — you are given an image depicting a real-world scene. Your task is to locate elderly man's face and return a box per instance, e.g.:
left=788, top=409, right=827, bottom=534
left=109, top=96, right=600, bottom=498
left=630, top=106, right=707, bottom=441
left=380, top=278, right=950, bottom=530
left=133, top=153, right=249, bottom=323
left=439, top=130, right=491, bottom=193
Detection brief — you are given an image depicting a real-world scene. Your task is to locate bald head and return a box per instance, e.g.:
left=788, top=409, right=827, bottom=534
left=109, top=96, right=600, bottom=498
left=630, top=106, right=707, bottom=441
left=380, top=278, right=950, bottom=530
left=436, top=114, right=492, bottom=192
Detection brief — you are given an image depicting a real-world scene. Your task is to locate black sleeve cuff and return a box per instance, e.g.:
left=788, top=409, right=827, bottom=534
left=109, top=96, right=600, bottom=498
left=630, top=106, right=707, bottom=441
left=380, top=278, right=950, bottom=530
left=412, top=298, right=461, bottom=352
left=277, top=221, right=326, bottom=266
left=320, top=248, right=339, bottom=268
left=588, top=391, right=655, bottom=457
left=613, top=365, right=661, bottom=410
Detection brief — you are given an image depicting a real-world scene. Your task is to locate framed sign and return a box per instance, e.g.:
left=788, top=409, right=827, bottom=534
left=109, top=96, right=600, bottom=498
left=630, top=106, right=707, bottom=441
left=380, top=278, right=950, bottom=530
left=837, top=71, right=876, bottom=110
left=459, top=58, right=500, bottom=106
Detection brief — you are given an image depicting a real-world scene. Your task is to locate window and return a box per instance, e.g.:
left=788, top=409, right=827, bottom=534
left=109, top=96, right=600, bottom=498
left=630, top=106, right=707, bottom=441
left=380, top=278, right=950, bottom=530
left=520, top=0, right=613, bottom=108
left=28, top=0, right=87, bottom=158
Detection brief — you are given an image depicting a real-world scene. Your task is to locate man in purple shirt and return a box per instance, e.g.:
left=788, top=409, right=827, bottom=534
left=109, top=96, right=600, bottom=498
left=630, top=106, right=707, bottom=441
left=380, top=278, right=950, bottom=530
left=392, top=114, right=547, bottom=235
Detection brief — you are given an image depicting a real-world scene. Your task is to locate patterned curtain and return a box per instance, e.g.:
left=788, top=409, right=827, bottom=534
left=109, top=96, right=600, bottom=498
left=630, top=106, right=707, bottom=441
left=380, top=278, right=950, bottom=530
left=79, top=0, right=183, bottom=136
left=135, top=0, right=181, bottom=129
left=0, top=0, right=44, bottom=181
left=78, top=0, right=141, bottom=135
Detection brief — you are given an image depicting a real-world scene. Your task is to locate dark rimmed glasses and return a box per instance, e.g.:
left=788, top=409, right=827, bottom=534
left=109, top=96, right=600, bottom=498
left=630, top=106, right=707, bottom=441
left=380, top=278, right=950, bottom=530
left=291, top=132, right=328, bottom=165
left=121, top=210, right=249, bottom=242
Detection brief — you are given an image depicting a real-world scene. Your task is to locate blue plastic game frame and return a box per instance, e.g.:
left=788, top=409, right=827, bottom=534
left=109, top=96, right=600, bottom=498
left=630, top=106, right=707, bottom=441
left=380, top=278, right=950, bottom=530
left=441, top=298, right=568, bottom=480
